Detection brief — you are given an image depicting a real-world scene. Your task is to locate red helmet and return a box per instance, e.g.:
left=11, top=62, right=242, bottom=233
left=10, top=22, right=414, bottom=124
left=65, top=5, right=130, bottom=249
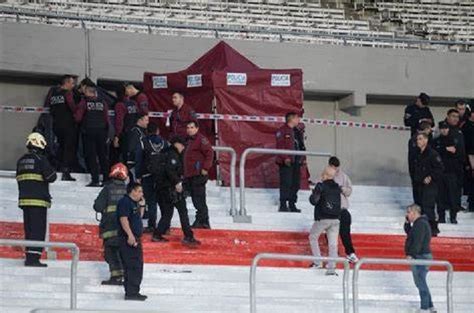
left=109, top=163, right=128, bottom=180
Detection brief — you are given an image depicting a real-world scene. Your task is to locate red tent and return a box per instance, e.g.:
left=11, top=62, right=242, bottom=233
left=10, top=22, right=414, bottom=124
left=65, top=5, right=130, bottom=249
left=143, top=41, right=304, bottom=188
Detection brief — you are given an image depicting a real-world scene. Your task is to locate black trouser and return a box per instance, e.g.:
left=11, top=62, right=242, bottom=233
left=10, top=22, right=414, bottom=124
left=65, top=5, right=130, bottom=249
left=104, top=239, right=123, bottom=278
left=437, top=173, right=458, bottom=221
left=415, top=182, right=438, bottom=233
left=155, top=189, right=194, bottom=238
left=22, top=206, right=47, bottom=262
left=83, top=128, right=109, bottom=183
left=454, top=169, right=464, bottom=212
left=53, top=125, right=78, bottom=172
left=187, top=175, right=209, bottom=224
left=279, top=163, right=301, bottom=205
left=339, top=209, right=356, bottom=255
left=142, top=176, right=158, bottom=228
left=119, top=238, right=143, bottom=296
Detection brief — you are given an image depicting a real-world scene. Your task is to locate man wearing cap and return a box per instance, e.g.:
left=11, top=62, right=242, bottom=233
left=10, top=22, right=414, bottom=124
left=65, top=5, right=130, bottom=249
left=434, top=121, right=460, bottom=224
left=404, top=93, right=435, bottom=137
left=169, top=92, right=198, bottom=140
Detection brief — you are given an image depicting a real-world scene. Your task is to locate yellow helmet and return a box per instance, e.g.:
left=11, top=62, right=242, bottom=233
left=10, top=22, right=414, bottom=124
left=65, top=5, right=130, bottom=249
left=26, top=132, right=47, bottom=150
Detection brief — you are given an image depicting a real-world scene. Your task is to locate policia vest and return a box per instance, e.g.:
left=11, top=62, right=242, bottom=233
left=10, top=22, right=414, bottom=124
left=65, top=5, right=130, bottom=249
left=16, top=150, right=57, bottom=208
left=93, top=179, right=127, bottom=244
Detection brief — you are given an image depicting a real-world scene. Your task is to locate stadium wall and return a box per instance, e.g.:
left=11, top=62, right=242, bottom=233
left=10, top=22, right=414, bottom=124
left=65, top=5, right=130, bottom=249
left=1, top=22, right=473, bottom=185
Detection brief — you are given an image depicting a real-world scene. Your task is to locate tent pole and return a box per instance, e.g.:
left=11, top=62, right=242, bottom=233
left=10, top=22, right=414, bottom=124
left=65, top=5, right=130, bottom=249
left=213, top=96, right=221, bottom=187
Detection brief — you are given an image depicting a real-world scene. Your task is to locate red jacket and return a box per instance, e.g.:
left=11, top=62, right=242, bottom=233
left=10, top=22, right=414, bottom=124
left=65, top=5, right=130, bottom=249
left=131, top=92, right=149, bottom=113
left=170, top=103, right=197, bottom=139
left=114, top=96, right=148, bottom=137
left=184, top=133, right=214, bottom=178
left=275, top=123, right=299, bottom=165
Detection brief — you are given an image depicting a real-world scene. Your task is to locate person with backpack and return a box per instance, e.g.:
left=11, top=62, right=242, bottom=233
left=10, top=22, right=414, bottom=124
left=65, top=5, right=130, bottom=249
left=308, top=166, right=342, bottom=276
left=93, top=163, right=128, bottom=285
left=141, top=122, right=169, bottom=233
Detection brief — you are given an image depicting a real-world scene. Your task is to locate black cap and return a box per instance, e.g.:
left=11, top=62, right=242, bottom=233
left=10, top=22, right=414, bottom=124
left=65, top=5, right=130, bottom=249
left=438, top=121, right=449, bottom=129
left=170, top=136, right=186, bottom=145
left=418, top=93, right=430, bottom=106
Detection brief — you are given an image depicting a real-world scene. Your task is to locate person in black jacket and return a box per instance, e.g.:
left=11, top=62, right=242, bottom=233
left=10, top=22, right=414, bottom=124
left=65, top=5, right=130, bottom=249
left=404, top=93, right=434, bottom=137
left=93, top=163, right=128, bottom=285
left=462, top=110, right=474, bottom=212
left=308, top=166, right=341, bottom=276
left=408, top=122, right=433, bottom=204
left=149, top=137, right=200, bottom=246
left=433, top=121, right=461, bottom=224
left=126, top=113, right=149, bottom=182
left=16, top=133, right=57, bottom=267
left=413, top=133, right=444, bottom=236
left=404, top=204, right=435, bottom=312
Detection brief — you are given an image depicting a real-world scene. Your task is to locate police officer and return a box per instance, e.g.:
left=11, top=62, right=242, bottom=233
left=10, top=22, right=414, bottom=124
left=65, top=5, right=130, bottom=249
left=126, top=113, right=149, bottom=182
left=404, top=93, right=434, bottom=136
left=413, top=132, right=444, bottom=236
left=184, top=121, right=214, bottom=229
left=75, top=86, right=110, bottom=187
left=93, top=163, right=128, bottom=285
left=408, top=122, right=433, bottom=204
left=462, top=110, right=474, bottom=212
left=434, top=122, right=461, bottom=224
left=276, top=112, right=305, bottom=212
left=117, top=182, right=147, bottom=301
left=455, top=99, right=470, bottom=128
left=169, top=91, right=197, bottom=140
left=17, top=133, right=57, bottom=267
left=150, top=137, right=201, bottom=246
left=44, top=74, right=77, bottom=181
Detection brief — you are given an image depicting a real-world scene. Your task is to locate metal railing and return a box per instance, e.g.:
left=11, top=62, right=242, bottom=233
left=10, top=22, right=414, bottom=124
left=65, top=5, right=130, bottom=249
left=212, top=146, right=237, bottom=216
left=237, top=148, right=331, bottom=223
left=250, top=253, right=351, bottom=313
left=353, top=258, right=454, bottom=313
left=0, top=239, right=80, bottom=309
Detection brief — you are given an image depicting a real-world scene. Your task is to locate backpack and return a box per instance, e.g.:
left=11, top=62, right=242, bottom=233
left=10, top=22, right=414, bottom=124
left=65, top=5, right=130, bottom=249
left=317, top=181, right=342, bottom=218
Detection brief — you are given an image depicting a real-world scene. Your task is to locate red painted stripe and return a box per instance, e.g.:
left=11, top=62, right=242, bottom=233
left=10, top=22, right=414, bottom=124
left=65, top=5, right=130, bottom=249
left=0, top=221, right=473, bottom=271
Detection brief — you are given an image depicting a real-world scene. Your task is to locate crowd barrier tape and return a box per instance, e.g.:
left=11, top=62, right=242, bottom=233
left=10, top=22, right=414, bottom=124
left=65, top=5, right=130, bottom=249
left=0, top=105, right=411, bottom=132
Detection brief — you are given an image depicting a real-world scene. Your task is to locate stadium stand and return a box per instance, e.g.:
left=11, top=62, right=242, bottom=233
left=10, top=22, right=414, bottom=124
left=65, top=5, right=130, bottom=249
left=0, top=0, right=472, bottom=51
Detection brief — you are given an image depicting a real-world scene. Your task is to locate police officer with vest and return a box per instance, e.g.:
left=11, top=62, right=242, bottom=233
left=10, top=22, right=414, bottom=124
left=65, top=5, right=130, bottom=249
left=149, top=137, right=200, bottom=246
left=75, top=85, right=110, bottom=187
left=93, top=163, right=128, bottom=285
left=44, top=75, right=77, bottom=181
left=276, top=112, right=305, bottom=213
left=413, top=132, right=444, bottom=236
left=17, top=133, right=57, bottom=267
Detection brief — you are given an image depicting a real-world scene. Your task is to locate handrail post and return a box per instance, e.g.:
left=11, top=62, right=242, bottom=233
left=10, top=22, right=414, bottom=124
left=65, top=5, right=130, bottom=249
left=250, top=253, right=350, bottom=313
left=237, top=148, right=331, bottom=223
left=212, top=146, right=237, bottom=216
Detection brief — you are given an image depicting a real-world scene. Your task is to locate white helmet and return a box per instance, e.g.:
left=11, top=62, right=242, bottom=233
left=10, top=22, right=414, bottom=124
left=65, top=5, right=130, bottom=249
left=26, top=132, right=47, bottom=150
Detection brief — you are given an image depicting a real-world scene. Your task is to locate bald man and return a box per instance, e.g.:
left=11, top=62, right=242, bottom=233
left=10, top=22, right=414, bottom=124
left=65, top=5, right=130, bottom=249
left=309, top=166, right=342, bottom=276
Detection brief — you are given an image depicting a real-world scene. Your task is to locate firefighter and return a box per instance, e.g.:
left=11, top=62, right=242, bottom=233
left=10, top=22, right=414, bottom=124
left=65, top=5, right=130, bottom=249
left=16, top=132, right=57, bottom=267
left=93, top=163, right=129, bottom=285
left=44, top=75, right=77, bottom=181
left=276, top=112, right=305, bottom=212
left=183, top=121, right=214, bottom=229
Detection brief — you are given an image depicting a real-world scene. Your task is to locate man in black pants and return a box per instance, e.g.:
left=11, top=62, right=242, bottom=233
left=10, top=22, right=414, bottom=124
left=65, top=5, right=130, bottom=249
left=150, top=137, right=201, bottom=246
left=74, top=86, right=110, bottom=187
left=413, top=133, right=444, bottom=236
left=16, top=133, right=57, bottom=267
left=408, top=122, right=433, bottom=204
left=44, top=74, right=77, bottom=181
left=117, top=182, right=147, bottom=301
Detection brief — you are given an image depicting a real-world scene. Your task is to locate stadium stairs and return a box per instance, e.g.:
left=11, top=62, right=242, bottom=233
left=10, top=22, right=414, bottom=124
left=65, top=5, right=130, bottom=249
left=0, top=173, right=473, bottom=312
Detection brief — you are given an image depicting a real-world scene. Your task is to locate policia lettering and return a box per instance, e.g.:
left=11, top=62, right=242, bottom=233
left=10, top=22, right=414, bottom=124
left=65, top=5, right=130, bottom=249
left=16, top=132, right=57, bottom=267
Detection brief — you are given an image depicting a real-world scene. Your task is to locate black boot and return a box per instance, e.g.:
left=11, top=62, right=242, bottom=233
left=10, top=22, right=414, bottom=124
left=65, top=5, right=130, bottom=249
left=151, top=234, right=169, bottom=242
left=25, top=259, right=48, bottom=267
left=86, top=181, right=101, bottom=187
left=278, top=201, right=289, bottom=212
left=191, top=220, right=211, bottom=229
left=125, top=293, right=147, bottom=301
left=101, top=276, right=123, bottom=286
left=62, top=171, right=76, bottom=182
left=288, top=202, right=301, bottom=213
left=182, top=237, right=201, bottom=247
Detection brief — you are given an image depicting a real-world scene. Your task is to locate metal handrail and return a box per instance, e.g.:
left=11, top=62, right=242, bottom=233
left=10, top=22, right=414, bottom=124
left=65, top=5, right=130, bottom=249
left=212, top=146, right=237, bottom=216
left=0, top=239, right=80, bottom=309
left=353, top=258, right=454, bottom=313
left=250, top=253, right=350, bottom=313
left=237, top=148, right=331, bottom=222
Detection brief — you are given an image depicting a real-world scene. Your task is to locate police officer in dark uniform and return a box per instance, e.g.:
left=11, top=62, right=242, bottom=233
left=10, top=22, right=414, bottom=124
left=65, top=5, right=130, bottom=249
left=75, top=86, right=110, bottom=187
left=404, top=93, right=434, bottom=136
left=462, top=110, right=474, bottom=212
left=44, top=75, right=77, bottom=181
left=93, top=163, right=129, bottom=285
left=408, top=122, right=433, bottom=204
left=149, top=137, right=200, bottom=246
left=276, top=112, right=305, bottom=213
left=183, top=121, right=214, bottom=229
left=16, top=133, right=57, bottom=267
left=126, top=113, right=149, bottom=182
left=413, top=132, right=444, bottom=236
left=117, top=182, right=147, bottom=301
left=434, top=121, right=461, bottom=224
